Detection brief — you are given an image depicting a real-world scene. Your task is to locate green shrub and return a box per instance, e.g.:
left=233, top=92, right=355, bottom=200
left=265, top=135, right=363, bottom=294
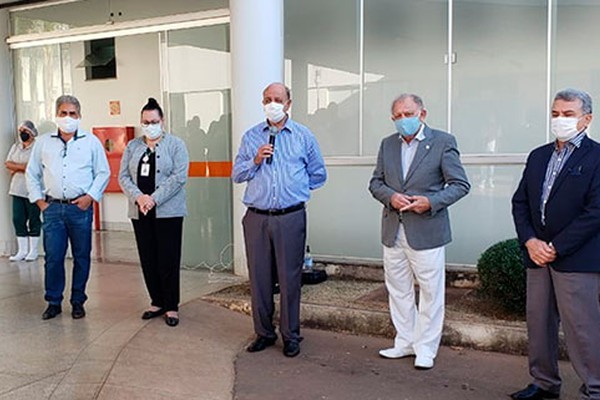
left=477, top=238, right=526, bottom=315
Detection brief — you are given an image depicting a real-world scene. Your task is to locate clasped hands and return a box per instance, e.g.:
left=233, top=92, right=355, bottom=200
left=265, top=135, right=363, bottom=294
left=525, top=238, right=556, bottom=267
left=391, top=192, right=431, bottom=214
left=136, top=194, right=155, bottom=215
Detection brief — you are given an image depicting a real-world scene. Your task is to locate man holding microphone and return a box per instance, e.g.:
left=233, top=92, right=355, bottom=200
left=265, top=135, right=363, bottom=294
left=232, top=82, right=327, bottom=358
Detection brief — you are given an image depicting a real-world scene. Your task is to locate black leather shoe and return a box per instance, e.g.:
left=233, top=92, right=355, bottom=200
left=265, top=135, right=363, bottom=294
left=510, top=384, right=560, bottom=400
left=141, top=309, right=165, bottom=320
left=164, top=315, right=179, bottom=327
left=283, top=340, right=300, bottom=357
left=247, top=336, right=277, bottom=352
left=71, top=303, right=86, bottom=319
left=42, top=304, right=62, bottom=320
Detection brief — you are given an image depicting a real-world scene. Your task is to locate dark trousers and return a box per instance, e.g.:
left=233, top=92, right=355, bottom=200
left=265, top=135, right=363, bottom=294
left=12, top=195, right=41, bottom=237
left=242, top=208, right=306, bottom=343
left=527, top=268, right=600, bottom=399
left=132, top=217, right=183, bottom=312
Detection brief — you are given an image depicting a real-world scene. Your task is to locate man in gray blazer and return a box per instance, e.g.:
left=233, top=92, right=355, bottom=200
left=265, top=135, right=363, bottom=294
left=369, top=93, right=470, bottom=369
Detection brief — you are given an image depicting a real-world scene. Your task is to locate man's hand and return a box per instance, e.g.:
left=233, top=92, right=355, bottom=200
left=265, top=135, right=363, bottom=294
left=254, top=144, right=274, bottom=165
left=72, top=194, right=93, bottom=210
left=400, top=195, right=431, bottom=214
left=36, top=199, right=49, bottom=212
left=525, top=238, right=556, bottom=267
left=390, top=193, right=412, bottom=210
left=136, top=194, right=155, bottom=215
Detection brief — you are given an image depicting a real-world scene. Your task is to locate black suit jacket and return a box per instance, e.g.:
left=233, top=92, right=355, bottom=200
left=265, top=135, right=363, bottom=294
left=512, top=135, right=600, bottom=272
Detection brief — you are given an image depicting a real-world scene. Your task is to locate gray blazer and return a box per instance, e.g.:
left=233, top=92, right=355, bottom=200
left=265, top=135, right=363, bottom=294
left=118, top=134, right=189, bottom=219
left=369, top=125, right=470, bottom=250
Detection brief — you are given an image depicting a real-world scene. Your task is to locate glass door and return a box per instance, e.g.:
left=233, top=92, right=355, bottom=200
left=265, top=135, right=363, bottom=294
left=163, top=24, right=233, bottom=271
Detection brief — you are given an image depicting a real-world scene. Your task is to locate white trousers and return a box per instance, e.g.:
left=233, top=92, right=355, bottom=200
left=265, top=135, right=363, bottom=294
left=383, top=225, right=446, bottom=360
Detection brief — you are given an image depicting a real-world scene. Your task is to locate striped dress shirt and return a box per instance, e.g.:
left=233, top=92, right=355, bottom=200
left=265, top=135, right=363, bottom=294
left=232, top=118, right=327, bottom=210
left=540, top=131, right=585, bottom=224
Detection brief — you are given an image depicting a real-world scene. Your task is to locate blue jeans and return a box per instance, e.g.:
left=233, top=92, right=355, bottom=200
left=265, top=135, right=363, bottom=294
left=42, top=203, right=93, bottom=306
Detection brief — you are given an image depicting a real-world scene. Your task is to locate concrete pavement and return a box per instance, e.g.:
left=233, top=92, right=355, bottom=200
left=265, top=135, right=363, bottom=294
left=235, top=329, right=580, bottom=400
left=0, top=231, right=584, bottom=400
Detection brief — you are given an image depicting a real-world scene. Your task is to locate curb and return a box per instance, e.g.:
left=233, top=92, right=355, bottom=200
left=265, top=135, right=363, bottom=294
left=321, top=262, right=480, bottom=289
left=202, top=294, right=569, bottom=359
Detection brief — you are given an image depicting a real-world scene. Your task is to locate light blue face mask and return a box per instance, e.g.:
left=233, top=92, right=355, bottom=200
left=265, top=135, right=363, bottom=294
left=395, top=115, right=421, bottom=137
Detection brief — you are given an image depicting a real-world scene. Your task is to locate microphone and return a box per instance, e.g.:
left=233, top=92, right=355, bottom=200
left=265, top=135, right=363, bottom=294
left=266, top=126, right=278, bottom=165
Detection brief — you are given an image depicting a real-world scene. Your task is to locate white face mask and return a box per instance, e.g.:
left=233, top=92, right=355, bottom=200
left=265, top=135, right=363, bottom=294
left=551, top=116, right=581, bottom=142
left=55, top=116, right=80, bottom=134
left=264, top=102, right=286, bottom=123
left=141, top=123, right=162, bottom=140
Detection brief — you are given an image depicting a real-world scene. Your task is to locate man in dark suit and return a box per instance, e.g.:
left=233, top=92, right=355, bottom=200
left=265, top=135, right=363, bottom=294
left=369, top=93, right=470, bottom=370
left=511, top=88, right=600, bottom=400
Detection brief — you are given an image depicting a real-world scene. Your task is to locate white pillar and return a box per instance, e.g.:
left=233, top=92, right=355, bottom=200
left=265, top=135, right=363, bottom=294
left=230, top=0, right=284, bottom=277
left=0, top=9, right=16, bottom=256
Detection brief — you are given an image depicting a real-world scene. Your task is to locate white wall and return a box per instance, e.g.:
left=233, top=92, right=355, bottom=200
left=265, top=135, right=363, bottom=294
left=0, top=9, right=17, bottom=255
left=70, top=33, right=161, bottom=231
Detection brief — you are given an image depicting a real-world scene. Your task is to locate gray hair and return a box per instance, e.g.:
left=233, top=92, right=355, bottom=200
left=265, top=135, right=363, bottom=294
left=554, top=88, right=592, bottom=115
left=55, top=95, right=81, bottom=115
left=18, top=120, right=38, bottom=137
left=390, top=93, right=424, bottom=113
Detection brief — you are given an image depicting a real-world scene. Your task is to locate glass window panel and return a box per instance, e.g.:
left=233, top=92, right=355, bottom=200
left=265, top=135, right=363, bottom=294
left=11, top=0, right=227, bottom=35
left=11, top=0, right=111, bottom=35
left=553, top=0, right=600, bottom=126
left=308, top=164, right=518, bottom=266
left=452, top=0, right=547, bottom=154
left=364, top=0, right=448, bottom=156
left=165, top=25, right=232, bottom=270
left=13, top=44, right=71, bottom=132
left=182, top=179, right=233, bottom=271
left=307, top=166, right=383, bottom=260
left=284, top=0, right=360, bottom=156
left=446, top=165, right=522, bottom=265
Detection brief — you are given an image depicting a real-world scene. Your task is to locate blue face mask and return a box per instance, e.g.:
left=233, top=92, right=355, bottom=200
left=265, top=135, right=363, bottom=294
left=395, top=116, right=421, bottom=137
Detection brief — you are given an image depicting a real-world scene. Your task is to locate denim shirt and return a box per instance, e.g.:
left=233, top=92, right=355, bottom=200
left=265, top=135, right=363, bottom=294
left=26, top=130, right=110, bottom=203
left=119, top=134, right=189, bottom=219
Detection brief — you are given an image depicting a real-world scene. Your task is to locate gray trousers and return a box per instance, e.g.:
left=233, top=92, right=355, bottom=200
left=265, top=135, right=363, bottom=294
left=242, top=208, right=306, bottom=343
left=527, top=267, right=600, bottom=399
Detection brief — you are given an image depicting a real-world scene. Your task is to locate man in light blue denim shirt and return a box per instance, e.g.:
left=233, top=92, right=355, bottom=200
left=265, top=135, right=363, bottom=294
left=26, top=95, right=109, bottom=321
left=232, top=82, right=326, bottom=358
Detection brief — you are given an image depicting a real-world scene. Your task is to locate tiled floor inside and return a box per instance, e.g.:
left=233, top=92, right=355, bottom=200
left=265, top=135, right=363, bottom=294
left=0, top=231, right=248, bottom=400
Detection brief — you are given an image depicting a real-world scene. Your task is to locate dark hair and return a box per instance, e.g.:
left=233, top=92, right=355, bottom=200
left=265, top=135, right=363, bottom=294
left=141, top=97, right=164, bottom=118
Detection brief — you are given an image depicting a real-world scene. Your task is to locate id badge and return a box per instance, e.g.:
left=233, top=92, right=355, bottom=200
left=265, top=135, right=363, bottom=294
left=141, top=163, right=150, bottom=177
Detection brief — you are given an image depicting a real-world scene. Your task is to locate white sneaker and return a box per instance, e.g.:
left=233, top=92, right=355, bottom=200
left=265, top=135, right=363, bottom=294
left=378, top=347, right=415, bottom=359
left=414, top=356, right=434, bottom=369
